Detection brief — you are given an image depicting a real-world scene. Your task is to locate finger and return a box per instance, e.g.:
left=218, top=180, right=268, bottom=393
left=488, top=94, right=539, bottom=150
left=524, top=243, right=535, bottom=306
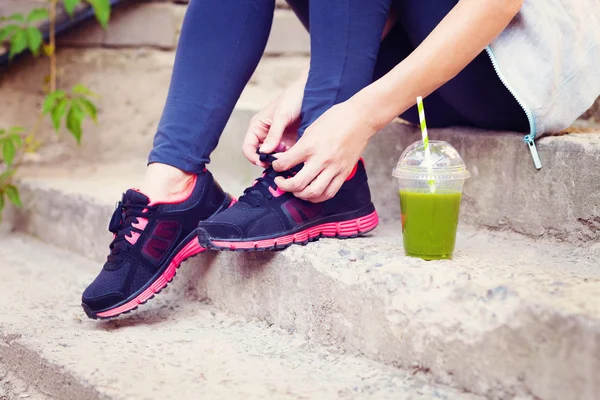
left=260, top=114, right=289, bottom=154
left=242, top=134, right=263, bottom=166
left=272, top=140, right=310, bottom=172
left=243, top=116, right=270, bottom=166
left=274, top=160, right=322, bottom=193
left=294, top=168, right=337, bottom=202
left=311, top=174, right=346, bottom=203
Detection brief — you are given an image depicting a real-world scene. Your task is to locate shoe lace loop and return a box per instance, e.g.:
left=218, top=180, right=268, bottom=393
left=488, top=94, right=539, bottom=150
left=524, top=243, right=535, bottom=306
left=239, top=153, right=299, bottom=207
left=107, top=201, right=157, bottom=262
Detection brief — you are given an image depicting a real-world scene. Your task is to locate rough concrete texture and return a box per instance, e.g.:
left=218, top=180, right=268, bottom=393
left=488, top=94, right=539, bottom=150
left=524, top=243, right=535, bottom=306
left=60, top=2, right=179, bottom=50
left=0, top=235, right=480, bottom=400
left=265, top=9, right=310, bottom=54
left=0, top=362, right=52, bottom=400
left=2, top=47, right=599, bottom=243
left=4, top=172, right=600, bottom=400
left=0, top=48, right=305, bottom=166
left=58, top=3, right=309, bottom=54
left=368, top=123, right=600, bottom=243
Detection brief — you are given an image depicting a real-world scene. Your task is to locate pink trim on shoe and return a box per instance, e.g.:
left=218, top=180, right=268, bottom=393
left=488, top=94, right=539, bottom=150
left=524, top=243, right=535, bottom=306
left=209, top=210, right=379, bottom=250
left=132, top=218, right=148, bottom=231
left=345, top=163, right=359, bottom=181
left=268, top=186, right=286, bottom=198
left=345, top=158, right=365, bottom=182
left=96, top=239, right=205, bottom=318
left=125, top=232, right=141, bottom=245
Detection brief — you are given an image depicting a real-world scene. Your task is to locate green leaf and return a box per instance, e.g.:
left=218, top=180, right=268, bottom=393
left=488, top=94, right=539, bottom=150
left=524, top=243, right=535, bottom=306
left=9, top=126, right=25, bottom=135
left=42, top=90, right=66, bottom=114
left=27, top=8, right=49, bottom=23
left=6, top=14, right=26, bottom=23
left=4, top=185, right=22, bottom=207
left=74, top=97, right=97, bottom=122
left=51, top=98, right=69, bottom=132
left=0, top=169, right=16, bottom=185
left=71, top=84, right=97, bottom=97
left=0, top=25, right=19, bottom=43
left=9, top=29, right=28, bottom=59
left=87, top=0, right=110, bottom=29
left=66, top=106, right=84, bottom=143
left=26, top=27, right=43, bottom=56
left=63, top=0, right=82, bottom=17
left=1, top=138, right=16, bottom=166
left=9, top=134, right=22, bottom=148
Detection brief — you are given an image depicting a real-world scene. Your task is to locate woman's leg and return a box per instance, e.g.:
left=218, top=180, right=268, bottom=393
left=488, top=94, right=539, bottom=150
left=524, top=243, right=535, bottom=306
left=382, top=0, right=529, bottom=132
left=297, top=0, right=392, bottom=136
left=144, top=0, right=275, bottom=200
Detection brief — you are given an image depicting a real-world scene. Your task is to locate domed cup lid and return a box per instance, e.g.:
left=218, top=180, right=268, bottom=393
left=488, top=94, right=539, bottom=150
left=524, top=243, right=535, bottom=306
left=392, top=140, right=470, bottom=181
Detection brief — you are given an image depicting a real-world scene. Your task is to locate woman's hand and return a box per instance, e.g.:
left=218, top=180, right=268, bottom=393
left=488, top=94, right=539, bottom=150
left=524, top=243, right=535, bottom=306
left=242, top=72, right=307, bottom=167
left=272, top=100, right=377, bottom=203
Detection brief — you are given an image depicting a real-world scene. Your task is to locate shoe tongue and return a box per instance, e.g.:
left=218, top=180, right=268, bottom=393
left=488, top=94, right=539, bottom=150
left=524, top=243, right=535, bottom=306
left=123, top=189, right=150, bottom=205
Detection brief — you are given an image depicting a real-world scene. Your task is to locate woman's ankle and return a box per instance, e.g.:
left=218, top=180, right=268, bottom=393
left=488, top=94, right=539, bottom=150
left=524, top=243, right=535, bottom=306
left=140, top=163, right=196, bottom=203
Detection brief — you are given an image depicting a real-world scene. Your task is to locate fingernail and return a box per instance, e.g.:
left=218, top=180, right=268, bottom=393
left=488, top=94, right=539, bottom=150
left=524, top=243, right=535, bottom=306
left=275, top=143, right=286, bottom=152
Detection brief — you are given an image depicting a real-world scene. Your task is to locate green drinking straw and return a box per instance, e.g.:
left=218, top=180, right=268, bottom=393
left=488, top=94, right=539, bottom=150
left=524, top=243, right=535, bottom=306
left=417, top=96, right=436, bottom=193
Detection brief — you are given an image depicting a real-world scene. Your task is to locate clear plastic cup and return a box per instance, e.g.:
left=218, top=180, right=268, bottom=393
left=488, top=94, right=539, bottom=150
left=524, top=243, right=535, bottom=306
left=392, top=140, right=470, bottom=260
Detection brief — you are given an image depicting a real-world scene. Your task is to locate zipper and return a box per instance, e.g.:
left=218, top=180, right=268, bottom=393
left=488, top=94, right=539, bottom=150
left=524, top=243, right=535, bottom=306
left=484, top=46, right=542, bottom=170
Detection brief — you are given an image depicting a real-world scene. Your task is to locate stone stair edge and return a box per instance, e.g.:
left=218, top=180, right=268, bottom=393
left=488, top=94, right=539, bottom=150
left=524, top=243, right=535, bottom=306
left=57, top=2, right=309, bottom=54
left=6, top=107, right=600, bottom=246
left=0, top=333, right=102, bottom=400
left=1, top=235, right=485, bottom=400
left=2, top=174, right=600, bottom=399
left=369, top=122, right=600, bottom=245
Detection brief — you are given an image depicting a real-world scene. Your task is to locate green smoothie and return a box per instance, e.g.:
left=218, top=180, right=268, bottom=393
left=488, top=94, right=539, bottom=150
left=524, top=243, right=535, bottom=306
left=399, top=190, right=462, bottom=260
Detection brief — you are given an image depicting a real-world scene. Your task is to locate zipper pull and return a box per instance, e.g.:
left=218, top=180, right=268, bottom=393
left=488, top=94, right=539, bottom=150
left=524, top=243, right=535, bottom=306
left=524, top=135, right=542, bottom=170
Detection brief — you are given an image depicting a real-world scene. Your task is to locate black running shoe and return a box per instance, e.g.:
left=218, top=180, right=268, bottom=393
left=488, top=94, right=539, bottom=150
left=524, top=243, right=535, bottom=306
left=81, top=169, right=233, bottom=319
left=197, top=157, right=378, bottom=251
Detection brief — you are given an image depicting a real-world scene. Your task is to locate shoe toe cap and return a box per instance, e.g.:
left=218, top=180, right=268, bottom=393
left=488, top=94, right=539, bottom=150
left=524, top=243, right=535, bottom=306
left=81, top=290, right=126, bottom=314
left=81, top=262, right=133, bottom=313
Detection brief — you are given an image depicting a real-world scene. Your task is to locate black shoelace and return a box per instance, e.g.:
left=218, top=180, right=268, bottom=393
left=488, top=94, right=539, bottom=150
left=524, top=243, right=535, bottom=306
left=238, top=153, right=301, bottom=208
left=107, top=201, right=157, bottom=262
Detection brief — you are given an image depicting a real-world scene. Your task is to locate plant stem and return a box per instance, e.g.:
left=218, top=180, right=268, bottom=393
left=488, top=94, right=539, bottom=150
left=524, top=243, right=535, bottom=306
left=49, top=0, right=57, bottom=93
left=3, top=112, right=46, bottom=185
left=3, top=0, right=59, bottom=185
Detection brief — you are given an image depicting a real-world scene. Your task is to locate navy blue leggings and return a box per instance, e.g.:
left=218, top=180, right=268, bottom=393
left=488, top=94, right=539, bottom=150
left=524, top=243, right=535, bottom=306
left=149, top=0, right=528, bottom=174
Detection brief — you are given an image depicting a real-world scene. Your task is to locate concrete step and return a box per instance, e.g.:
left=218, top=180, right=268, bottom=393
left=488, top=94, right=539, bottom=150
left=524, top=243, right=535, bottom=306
left=2, top=163, right=600, bottom=400
left=2, top=48, right=599, bottom=243
left=0, top=234, right=479, bottom=400
left=58, top=2, right=310, bottom=54
left=0, top=48, right=306, bottom=166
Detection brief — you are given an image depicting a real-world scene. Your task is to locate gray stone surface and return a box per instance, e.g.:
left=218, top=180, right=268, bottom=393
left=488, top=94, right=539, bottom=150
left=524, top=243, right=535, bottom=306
left=0, top=362, right=52, bottom=400
left=58, top=3, right=308, bottom=54
left=59, top=2, right=179, bottom=50
left=266, top=9, right=310, bottom=54
left=369, top=122, right=600, bottom=243
left=0, top=48, right=305, bottom=167
left=1, top=47, right=599, bottom=243
left=0, top=0, right=46, bottom=17
left=0, top=235, right=479, bottom=400
left=4, top=172, right=600, bottom=400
